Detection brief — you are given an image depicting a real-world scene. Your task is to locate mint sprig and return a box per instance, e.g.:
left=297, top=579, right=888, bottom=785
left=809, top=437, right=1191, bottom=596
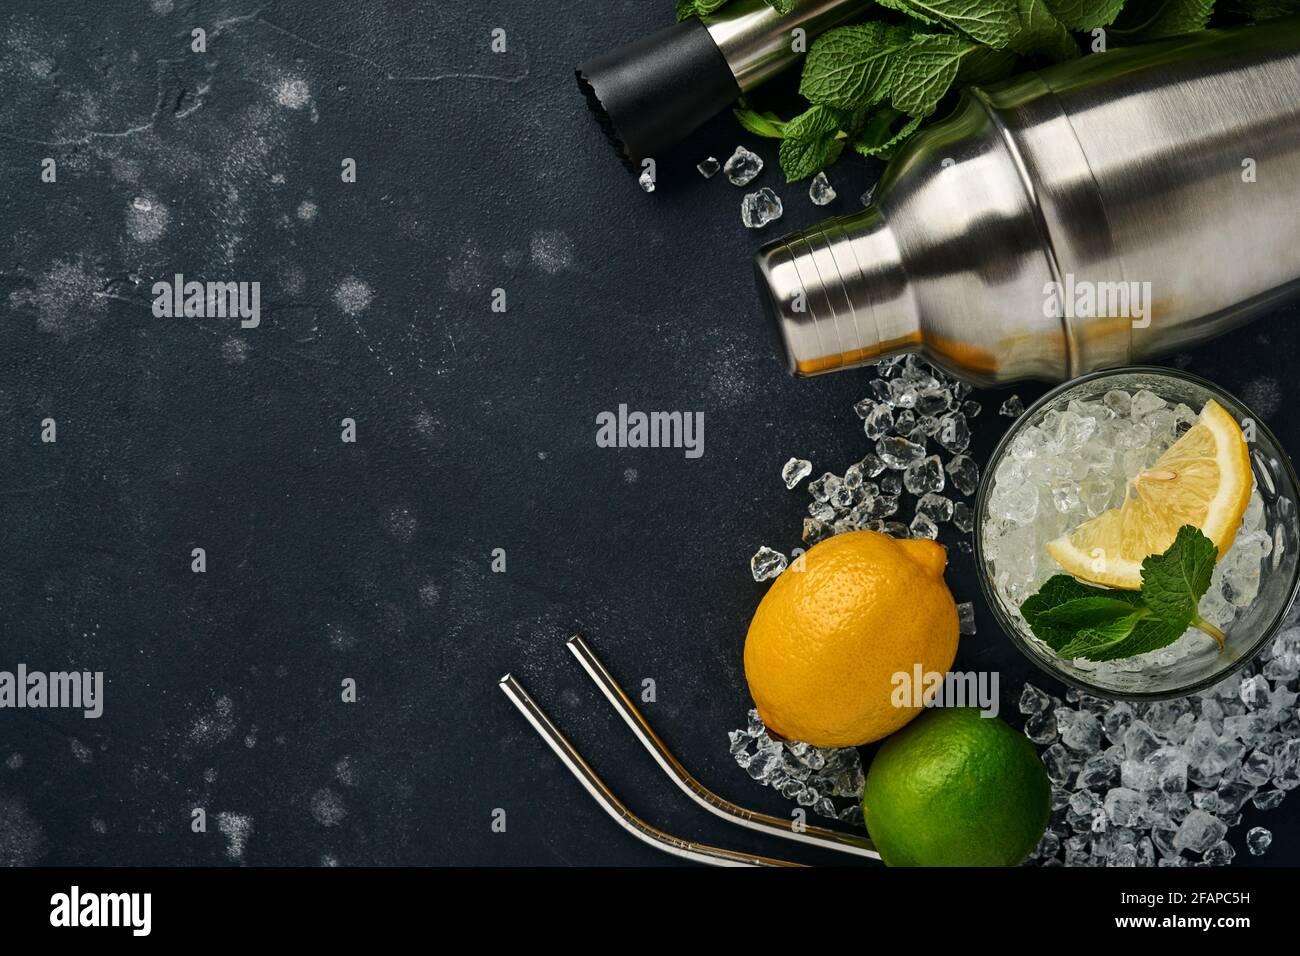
left=677, top=0, right=1300, bottom=181
left=1020, top=525, right=1226, bottom=662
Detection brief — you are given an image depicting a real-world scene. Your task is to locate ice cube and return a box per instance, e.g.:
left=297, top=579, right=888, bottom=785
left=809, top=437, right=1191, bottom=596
left=1059, top=709, right=1103, bottom=753
left=1104, top=788, right=1144, bottom=827
left=750, top=546, right=788, bottom=582
left=741, top=187, right=783, bottom=228
left=945, top=455, right=980, bottom=497
left=1102, top=389, right=1132, bottom=417
left=697, top=156, right=720, bottom=178
left=909, top=512, right=939, bottom=540
left=1024, top=708, right=1058, bottom=744
left=1252, top=789, right=1285, bottom=810
left=809, top=171, right=837, bottom=206
left=781, top=457, right=812, bottom=490
left=1172, top=809, right=1227, bottom=853
left=957, top=601, right=976, bottom=635
left=1019, top=683, right=1051, bottom=715
left=638, top=170, right=655, bottom=193
left=863, top=404, right=894, bottom=439
left=903, top=455, right=945, bottom=495
left=917, top=492, right=954, bottom=524
left=936, top=412, right=970, bottom=454
left=877, top=436, right=925, bottom=470
left=1247, top=826, right=1273, bottom=856
left=1130, top=389, right=1167, bottom=419
left=724, top=145, right=763, bottom=186
left=1000, top=395, right=1025, bottom=418
left=809, top=473, right=843, bottom=503
left=952, top=501, right=974, bottom=533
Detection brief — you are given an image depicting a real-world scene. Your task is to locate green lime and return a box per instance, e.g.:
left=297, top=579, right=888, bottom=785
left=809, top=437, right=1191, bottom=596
left=863, top=708, right=1050, bottom=867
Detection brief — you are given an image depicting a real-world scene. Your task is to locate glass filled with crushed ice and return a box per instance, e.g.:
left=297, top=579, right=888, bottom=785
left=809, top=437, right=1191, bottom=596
left=977, top=367, right=1300, bottom=699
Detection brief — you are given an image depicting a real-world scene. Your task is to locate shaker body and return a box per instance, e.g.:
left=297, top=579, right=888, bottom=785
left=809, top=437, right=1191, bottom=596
left=755, top=19, right=1300, bottom=384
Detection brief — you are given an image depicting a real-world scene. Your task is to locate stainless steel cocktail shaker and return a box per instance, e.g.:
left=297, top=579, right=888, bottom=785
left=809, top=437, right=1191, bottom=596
left=755, top=20, right=1300, bottom=385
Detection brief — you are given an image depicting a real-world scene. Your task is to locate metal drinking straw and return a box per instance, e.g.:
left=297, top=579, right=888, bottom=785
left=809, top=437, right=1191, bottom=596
left=498, top=673, right=803, bottom=867
left=566, top=635, right=879, bottom=861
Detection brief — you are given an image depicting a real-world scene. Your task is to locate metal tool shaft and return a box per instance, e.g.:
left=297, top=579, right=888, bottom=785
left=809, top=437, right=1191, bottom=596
left=499, top=674, right=804, bottom=867
left=566, top=635, right=879, bottom=861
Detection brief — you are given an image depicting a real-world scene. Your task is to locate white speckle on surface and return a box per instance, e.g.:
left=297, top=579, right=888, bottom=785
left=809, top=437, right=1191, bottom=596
left=281, top=265, right=306, bottom=297
left=126, top=193, right=169, bottom=242
left=1242, top=376, right=1282, bottom=418
left=385, top=506, right=416, bottom=542
left=0, top=796, right=44, bottom=865
left=221, top=337, right=249, bottom=364
left=90, top=817, right=107, bottom=834
left=325, top=622, right=354, bottom=651
left=188, top=696, right=236, bottom=745
left=529, top=230, right=573, bottom=274
left=310, top=787, right=346, bottom=827
left=333, top=276, right=373, bottom=316
left=296, top=199, right=318, bottom=222
left=320, top=853, right=340, bottom=867
left=9, top=255, right=107, bottom=337
left=216, top=811, right=251, bottom=860
left=334, top=756, right=356, bottom=787
left=273, top=77, right=311, bottom=110
left=150, top=0, right=174, bottom=13
left=70, top=739, right=92, bottom=763
left=623, top=468, right=638, bottom=484
left=447, top=238, right=485, bottom=292
left=203, top=767, right=217, bottom=784
left=418, top=580, right=441, bottom=608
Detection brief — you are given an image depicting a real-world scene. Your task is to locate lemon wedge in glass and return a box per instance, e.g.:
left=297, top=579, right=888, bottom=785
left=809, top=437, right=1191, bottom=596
left=1046, top=399, right=1252, bottom=590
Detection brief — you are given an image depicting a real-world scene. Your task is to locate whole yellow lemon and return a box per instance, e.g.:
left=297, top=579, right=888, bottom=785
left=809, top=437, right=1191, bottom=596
left=744, top=530, right=959, bottom=747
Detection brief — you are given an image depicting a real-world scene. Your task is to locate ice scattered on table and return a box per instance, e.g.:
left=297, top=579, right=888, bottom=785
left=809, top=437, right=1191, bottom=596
left=741, top=187, right=783, bottom=229
left=724, top=145, right=763, bottom=186
left=728, top=709, right=866, bottom=826
left=638, top=170, right=655, bottom=193
left=1000, top=395, right=1025, bottom=418
left=982, top=387, right=1267, bottom=677
left=861, top=183, right=877, bottom=207
left=749, top=353, right=982, bottom=569
left=1021, top=608, right=1300, bottom=866
left=809, top=171, right=836, bottom=206
left=781, top=457, right=813, bottom=490
left=957, top=601, right=976, bottom=635
left=750, top=546, right=788, bottom=582
left=697, top=156, right=720, bottom=179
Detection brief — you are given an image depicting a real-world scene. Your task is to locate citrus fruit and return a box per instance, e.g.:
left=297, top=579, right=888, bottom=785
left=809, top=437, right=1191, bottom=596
left=743, top=530, right=959, bottom=748
left=862, top=707, right=1050, bottom=867
left=1046, top=398, right=1251, bottom=589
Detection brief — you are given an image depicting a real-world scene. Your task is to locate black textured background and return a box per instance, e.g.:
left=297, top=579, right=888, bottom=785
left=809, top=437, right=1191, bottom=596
left=1, top=1, right=1298, bottom=866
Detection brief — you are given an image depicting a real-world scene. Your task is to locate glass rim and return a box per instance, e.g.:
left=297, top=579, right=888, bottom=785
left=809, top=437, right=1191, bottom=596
left=973, top=364, right=1300, bottom=702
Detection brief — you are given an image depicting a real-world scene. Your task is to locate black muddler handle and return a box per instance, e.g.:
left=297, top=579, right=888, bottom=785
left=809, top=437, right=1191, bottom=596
left=576, top=0, right=864, bottom=171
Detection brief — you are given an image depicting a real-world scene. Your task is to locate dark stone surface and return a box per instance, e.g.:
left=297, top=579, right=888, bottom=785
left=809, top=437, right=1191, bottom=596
left=0, top=1, right=1297, bottom=866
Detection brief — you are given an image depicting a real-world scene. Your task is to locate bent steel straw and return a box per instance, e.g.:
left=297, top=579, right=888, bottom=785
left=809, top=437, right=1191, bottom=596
left=566, top=635, right=880, bottom=861
left=499, top=673, right=803, bottom=867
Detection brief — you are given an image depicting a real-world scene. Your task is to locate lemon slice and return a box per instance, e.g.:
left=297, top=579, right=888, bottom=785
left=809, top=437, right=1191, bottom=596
left=1045, top=398, right=1252, bottom=589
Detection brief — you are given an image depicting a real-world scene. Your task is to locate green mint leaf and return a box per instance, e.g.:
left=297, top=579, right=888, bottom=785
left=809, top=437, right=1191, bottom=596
left=888, top=34, right=979, bottom=118
left=875, top=0, right=1022, bottom=49
left=675, top=0, right=731, bottom=21
left=1010, top=0, right=1081, bottom=60
left=733, top=108, right=788, bottom=139
left=1019, top=574, right=1123, bottom=650
left=779, top=131, right=846, bottom=181
left=800, top=23, right=915, bottom=110
left=778, top=106, right=846, bottom=181
left=1139, top=524, right=1218, bottom=630
left=1045, top=0, right=1126, bottom=29
left=1055, top=614, right=1143, bottom=659
left=1077, top=617, right=1187, bottom=662
left=851, top=108, right=923, bottom=159
left=1038, top=595, right=1148, bottom=628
